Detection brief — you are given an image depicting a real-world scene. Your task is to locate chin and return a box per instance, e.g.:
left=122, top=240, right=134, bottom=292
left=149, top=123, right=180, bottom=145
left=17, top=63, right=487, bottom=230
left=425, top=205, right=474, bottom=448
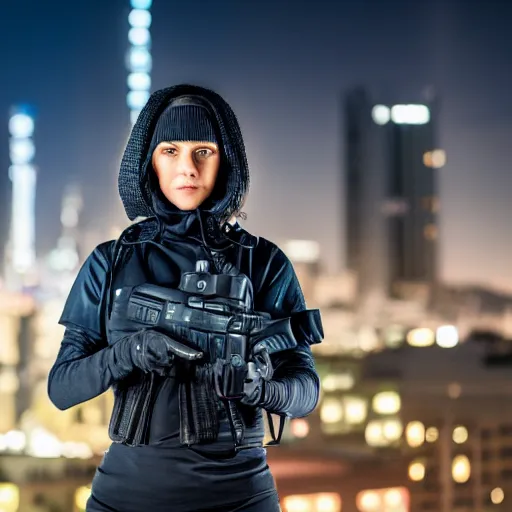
left=170, top=197, right=205, bottom=211
left=168, top=190, right=209, bottom=211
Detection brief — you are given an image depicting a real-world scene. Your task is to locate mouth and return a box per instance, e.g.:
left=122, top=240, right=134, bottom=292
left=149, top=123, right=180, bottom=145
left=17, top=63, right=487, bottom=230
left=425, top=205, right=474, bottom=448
left=177, top=185, right=199, bottom=190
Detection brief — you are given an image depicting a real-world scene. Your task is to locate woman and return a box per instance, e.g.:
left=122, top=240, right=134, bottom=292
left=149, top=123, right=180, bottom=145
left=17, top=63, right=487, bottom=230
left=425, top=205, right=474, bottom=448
left=48, top=84, right=323, bottom=512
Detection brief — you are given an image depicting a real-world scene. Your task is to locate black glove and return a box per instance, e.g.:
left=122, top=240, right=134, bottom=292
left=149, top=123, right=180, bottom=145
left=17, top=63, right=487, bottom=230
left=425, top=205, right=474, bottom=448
left=214, top=345, right=274, bottom=404
left=240, top=347, right=273, bottom=405
left=125, top=329, right=203, bottom=374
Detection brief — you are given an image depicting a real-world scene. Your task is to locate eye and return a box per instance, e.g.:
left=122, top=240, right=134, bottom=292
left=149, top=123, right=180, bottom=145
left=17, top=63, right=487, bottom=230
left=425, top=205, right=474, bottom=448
left=163, top=147, right=177, bottom=155
left=196, top=148, right=214, bottom=158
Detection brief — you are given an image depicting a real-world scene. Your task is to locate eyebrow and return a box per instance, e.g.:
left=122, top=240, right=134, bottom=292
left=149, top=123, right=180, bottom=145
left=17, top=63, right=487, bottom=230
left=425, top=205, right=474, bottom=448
left=158, top=141, right=218, bottom=148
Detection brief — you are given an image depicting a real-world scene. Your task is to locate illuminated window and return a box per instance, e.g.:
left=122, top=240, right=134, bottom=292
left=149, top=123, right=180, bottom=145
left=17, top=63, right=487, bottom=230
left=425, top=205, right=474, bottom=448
left=357, top=490, right=381, bottom=511
left=0, top=483, right=20, bottom=512
left=406, top=421, right=425, bottom=448
left=75, top=486, right=92, bottom=512
left=365, top=418, right=403, bottom=447
left=356, top=487, right=409, bottom=512
left=424, top=224, right=438, bottom=240
left=344, top=396, right=368, bottom=424
left=409, top=460, right=426, bottom=481
left=372, top=105, right=390, bottom=125
left=436, top=325, right=459, bottom=348
left=452, top=455, right=471, bottom=483
left=320, top=398, right=343, bottom=424
left=407, top=327, right=435, bottom=347
left=453, top=426, right=469, bottom=444
left=322, top=372, right=355, bottom=392
left=290, top=419, right=310, bottom=439
left=282, top=493, right=341, bottom=512
left=128, top=8, right=152, bottom=28
left=131, top=0, right=152, bottom=8
left=383, top=419, right=403, bottom=441
left=9, top=113, right=34, bottom=138
left=491, top=487, right=504, bottom=505
left=283, top=240, right=320, bottom=263
left=391, top=104, right=430, bottom=125
left=372, top=391, right=401, bottom=415
left=426, top=427, right=439, bottom=443
left=128, top=27, right=151, bottom=46
left=423, top=149, right=446, bottom=168
left=127, top=72, right=151, bottom=91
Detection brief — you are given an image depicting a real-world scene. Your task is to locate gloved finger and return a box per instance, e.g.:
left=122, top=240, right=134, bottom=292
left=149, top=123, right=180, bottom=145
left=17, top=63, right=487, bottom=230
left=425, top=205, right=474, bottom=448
left=167, top=337, right=203, bottom=361
left=253, top=349, right=273, bottom=381
left=245, top=361, right=260, bottom=382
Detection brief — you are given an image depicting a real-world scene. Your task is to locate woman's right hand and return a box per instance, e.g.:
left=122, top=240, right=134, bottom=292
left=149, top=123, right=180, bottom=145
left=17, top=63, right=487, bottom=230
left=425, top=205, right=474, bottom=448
left=127, top=329, right=203, bottom=374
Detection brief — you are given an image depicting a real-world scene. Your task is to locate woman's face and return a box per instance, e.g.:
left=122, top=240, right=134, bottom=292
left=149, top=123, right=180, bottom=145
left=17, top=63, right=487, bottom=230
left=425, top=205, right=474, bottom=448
left=152, top=141, right=220, bottom=211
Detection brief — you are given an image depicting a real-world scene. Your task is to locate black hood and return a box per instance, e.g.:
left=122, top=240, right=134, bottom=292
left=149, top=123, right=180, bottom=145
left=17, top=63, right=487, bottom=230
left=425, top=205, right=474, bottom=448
left=119, top=84, right=250, bottom=223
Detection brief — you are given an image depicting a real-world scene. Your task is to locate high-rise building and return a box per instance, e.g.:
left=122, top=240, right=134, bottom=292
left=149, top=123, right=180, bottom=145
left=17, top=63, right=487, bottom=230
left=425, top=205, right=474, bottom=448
left=344, top=87, right=443, bottom=303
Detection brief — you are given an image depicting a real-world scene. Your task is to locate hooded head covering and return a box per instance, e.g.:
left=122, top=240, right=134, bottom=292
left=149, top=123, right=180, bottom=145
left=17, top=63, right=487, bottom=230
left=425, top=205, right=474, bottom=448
left=118, top=84, right=249, bottom=228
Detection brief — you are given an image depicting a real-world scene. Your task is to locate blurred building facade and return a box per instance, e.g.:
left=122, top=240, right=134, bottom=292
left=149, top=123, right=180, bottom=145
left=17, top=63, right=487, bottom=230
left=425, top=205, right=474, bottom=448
left=344, top=87, right=442, bottom=306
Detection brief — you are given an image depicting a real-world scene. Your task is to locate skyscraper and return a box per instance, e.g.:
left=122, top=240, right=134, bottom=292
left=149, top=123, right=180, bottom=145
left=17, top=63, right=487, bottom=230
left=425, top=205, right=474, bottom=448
left=345, top=87, right=442, bottom=303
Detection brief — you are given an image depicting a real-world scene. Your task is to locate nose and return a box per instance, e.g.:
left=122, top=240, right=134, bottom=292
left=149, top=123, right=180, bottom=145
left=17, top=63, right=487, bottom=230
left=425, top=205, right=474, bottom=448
left=177, top=151, right=199, bottom=177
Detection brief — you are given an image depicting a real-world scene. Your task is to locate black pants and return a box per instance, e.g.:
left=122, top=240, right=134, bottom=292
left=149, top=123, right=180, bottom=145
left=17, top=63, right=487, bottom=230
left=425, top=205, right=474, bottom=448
left=87, top=490, right=281, bottom=512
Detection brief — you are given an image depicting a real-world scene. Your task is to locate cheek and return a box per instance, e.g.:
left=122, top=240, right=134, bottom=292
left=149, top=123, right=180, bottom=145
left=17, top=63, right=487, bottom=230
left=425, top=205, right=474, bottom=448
left=153, top=160, right=174, bottom=186
left=204, top=163, right=220, bottom=191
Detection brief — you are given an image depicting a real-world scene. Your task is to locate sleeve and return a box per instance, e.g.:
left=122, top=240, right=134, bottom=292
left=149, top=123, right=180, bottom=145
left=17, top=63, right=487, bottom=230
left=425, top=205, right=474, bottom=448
left=253, top=242, right=323, bottom=419
left=47, top=241, right=133, bottom=410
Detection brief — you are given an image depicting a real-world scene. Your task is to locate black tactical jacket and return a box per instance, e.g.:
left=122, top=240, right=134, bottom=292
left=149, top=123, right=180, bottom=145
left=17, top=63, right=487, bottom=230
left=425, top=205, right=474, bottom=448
left=47, top=84, right=323, bottom=451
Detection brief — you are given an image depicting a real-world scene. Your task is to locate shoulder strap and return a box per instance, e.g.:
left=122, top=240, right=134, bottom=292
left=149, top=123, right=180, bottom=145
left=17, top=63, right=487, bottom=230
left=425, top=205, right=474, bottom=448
left=264, top=411, right=287, bottom=446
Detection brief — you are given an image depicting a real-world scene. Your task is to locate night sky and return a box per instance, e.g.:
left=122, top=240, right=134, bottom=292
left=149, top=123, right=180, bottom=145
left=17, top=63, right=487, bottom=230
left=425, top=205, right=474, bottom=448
left=1, top=0, right=511, bottom=291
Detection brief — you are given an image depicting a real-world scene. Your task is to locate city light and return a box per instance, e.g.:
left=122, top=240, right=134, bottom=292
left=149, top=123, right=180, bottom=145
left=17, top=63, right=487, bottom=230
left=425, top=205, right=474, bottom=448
left=26, top=426, right=62, bottom=458
left=8, top=112, right=34, bottom=138
left=357, top=490, right=380, bottom=511
left=452, top=425, right=469, bottom=444
left=344, top=396, right=368, bottom=424
left=322, top=372, right=355, bottom=391
left=3, top=430, right=26, bottom=452
left=383, top=324, right=405, bottom=348
left=128, top=8, right=152, bottom=28
left=372, top=391, right=401, bottom=415
left=383, top=418, right=403, bottom=441
left=126, top=1, right=152, bottom=124
left=75, top=486, right=92, bottom=512
left=356, top=488, right=409, bottom=512
left=491, top=487, right=505, bottom=505
left=406, top=327, right=435, bottom=347
left=391, top=104, right=430, bottom=124
left=371, top=105, right=391, bottom=125
left=131, top=0, right=152, bottom=7
left=290, top=419, right=310, bottom=438
left=282, top=493, right=341, bottom=512
left=372, top=104, right=430, bottom=125
left=436, top=325, right=459, bottom=348
left=283, top=239, right=320, bottom=263
left=425, top=426, right=439, bottom=443
left=365, top=418, right=403, bottom=447
left=423, top=223, right=438, bottom=241
left=405, top=421, right=425, bottom=448
left=452, top=454, right=471, bottom=483
left=8, top=107, right=37, bottom=276
left=0, top=483, right=19, bottom=512
left=320, top=398, right=343, bottom=424
left=408, top=461, right=426, bottom=481
left=365, top=420, right=385, bottom=447
left=423, top=149, right=447, bottom=168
